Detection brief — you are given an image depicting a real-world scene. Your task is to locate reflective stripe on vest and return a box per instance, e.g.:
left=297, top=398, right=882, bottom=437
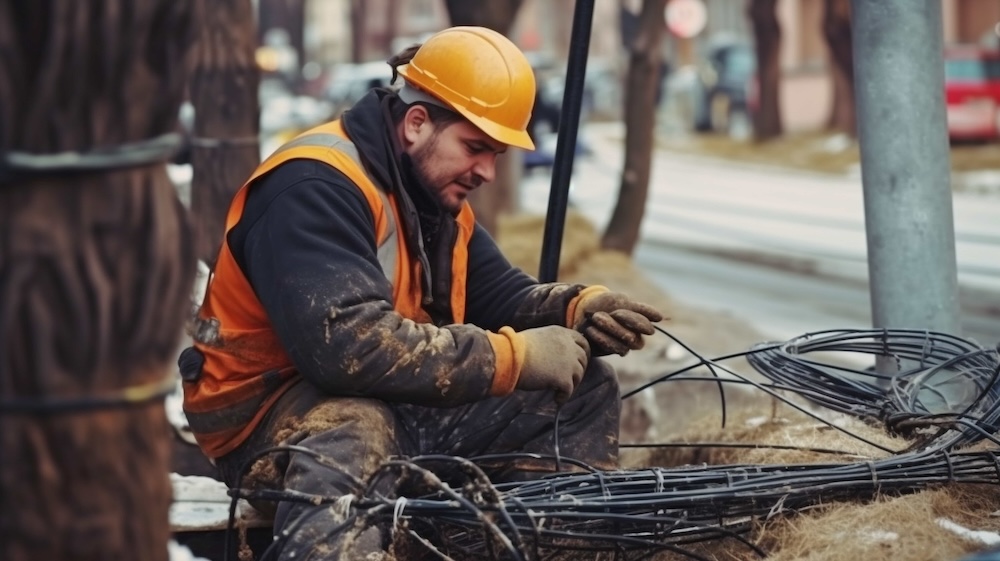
left=267, top=132, right=399, bottom=284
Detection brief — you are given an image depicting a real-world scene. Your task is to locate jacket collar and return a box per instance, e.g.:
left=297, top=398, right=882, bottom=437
left=340, top=89, right=397, bottom=190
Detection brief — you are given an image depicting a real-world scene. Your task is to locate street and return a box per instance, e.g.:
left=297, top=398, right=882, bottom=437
left=521, top=124, right=1000, bottom=348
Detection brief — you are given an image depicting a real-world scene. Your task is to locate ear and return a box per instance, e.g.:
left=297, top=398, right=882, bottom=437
left=401, top=105, right=430, bottom=145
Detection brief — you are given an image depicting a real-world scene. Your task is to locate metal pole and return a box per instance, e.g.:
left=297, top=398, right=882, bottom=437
left=851, top=0, right=962, bottom=342
left=538, top=0, right=595, bottom=283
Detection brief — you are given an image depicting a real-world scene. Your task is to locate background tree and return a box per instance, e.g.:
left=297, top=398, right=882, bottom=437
left=823, top=0, right=856, bottom=136
left=748, top=0, right=783, bottom=140
left=190, top=0, right=261, bottom=266
left=350, top=0, right=367, bottom=63
left=258, top=0, right=306, bottom=89
left=601, top=0, right=668, bottom=255
left=443, top=0, right=525, bottom=237
left=0, top=1, right=197, bottom=559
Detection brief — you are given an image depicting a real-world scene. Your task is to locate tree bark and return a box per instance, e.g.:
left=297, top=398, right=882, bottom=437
left=443, top=0, right=526, bottom=237
left=749, top=0, right=784, bottom=141
left=0, top=2, right=197, bottom=560
left=600, top=0, right=667, bottom=256
left=823, top=0, right=856, bottom=136
left=190, top=0, right=261, bottom=267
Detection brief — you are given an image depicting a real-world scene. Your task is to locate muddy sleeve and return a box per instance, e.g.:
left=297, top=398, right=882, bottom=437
left=464, top=223, right=591, bottom=331
left=233, top=160, right=516, bottom=405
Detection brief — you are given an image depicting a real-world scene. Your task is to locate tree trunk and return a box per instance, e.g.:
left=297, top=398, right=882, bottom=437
left=190, top=0, right=261, bottom=267
left=823, top=0, right=856, bottom=136
left=444, top=0, right=525, bottom=33
left=350, top=0, right=366, bottom=63
left=258, top=0, right=306, bottom=90
left=0, top=2, right=197, bottom=560
left=443, top=0, right=526, bottom=237
left=749, top=0, right=783, bottom=141
left=601, top=0, right=667, bottom=256
left=385, top=0, right=401, bottom=56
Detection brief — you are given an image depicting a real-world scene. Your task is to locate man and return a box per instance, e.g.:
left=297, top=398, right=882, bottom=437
left=180, top=26, right=663, bottom=559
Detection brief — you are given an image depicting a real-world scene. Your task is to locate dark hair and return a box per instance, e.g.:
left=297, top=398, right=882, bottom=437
left=386, top=43, right=463, bottom=128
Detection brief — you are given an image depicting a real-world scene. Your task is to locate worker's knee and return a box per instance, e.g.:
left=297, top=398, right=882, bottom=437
left=282, top=397, right=399, bottom=472
left=290, top=397, right=396, bottom=442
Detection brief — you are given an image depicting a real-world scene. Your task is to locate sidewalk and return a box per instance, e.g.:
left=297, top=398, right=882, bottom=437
left=521, top=122, right=1000, bottom=298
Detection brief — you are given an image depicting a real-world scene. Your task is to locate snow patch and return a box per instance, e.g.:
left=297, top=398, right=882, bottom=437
left=936, top=518, right=1000, bottom=546
left=168, top=539, right=211, bottom=561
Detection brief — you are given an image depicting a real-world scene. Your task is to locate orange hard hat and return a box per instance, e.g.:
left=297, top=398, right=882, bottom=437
left=396, top=26, right=536, bottom=151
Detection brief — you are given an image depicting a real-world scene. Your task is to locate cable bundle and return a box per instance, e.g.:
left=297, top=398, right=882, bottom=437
left=745, top=329, right=1000, bottom=450
left=232, top=448, right=1000, bottom=560
left=225, top=328, right=1000, bottom=561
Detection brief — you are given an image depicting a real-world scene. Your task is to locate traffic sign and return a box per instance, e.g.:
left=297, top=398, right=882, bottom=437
left=665, top=0, right=708, bottom=39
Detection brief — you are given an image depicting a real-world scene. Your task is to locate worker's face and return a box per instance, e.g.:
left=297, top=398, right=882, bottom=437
left=402, top=106, right=506, bottom=213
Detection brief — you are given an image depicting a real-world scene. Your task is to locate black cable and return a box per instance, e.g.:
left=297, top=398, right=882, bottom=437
left=214, top=327, right=1000, bottom=560
left=621, top=441, right=868, bottom=458
left=0, top=373, right=178, bottom=414
left=553, top=404, right=563, bottom=472
left=0, top=132, right=183, bottom=184
left=652, top=325, right=732, bottom=428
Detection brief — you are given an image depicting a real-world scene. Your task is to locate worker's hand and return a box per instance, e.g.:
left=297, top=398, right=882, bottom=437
left=516, top=326, right=591, bottom=404
left=574, top=292, right=664, bottom=357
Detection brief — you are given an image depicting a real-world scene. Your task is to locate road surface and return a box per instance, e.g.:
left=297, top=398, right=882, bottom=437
left=521, top=124, right=1000, bottom=347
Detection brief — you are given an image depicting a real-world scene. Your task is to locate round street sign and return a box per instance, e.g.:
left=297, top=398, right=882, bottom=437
left=665, top=0, right=708, bottom=39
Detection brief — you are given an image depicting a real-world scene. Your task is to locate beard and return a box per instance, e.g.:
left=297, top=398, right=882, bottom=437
left=407, top=133, right=481, bottom=215
left=408, top=134, right=454, bottom=212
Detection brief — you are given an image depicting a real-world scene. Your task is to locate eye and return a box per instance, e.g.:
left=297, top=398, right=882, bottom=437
left=465, top=142, right=486, bottom=155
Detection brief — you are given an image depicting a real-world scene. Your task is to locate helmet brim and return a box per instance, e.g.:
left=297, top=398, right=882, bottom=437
left=455, top=107, right=536, bottom=151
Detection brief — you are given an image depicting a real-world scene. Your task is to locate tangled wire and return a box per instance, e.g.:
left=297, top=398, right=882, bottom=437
left=225, top=328, right=1000, bottom=560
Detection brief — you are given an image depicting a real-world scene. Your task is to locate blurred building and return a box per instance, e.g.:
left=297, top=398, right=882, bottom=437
left=689, top=0, right=1000, bottom=132
left=279, top=0, right=999, bottom=132
left=300, top=0, right=621, bottom=66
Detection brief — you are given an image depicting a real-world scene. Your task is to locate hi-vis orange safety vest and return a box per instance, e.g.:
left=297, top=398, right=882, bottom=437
left=183, top=120, right=479, bottom=458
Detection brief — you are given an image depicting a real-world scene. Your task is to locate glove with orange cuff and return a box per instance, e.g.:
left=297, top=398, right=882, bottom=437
left=568, top=286, right=665, bottom=357
left=515, top=325, right=590, bottom=404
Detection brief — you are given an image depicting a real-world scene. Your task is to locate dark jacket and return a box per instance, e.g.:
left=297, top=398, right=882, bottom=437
left=183, top=90, right=589, bottom=457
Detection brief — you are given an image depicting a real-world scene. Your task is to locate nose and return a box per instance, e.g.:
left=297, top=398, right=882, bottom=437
left=471, top=152, right=497, bottom=185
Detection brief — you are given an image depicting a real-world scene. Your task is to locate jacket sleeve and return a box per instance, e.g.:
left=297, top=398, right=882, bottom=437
left=463, top=223, right=592, bottom=331
left=232, top=159, right=521, bottom=405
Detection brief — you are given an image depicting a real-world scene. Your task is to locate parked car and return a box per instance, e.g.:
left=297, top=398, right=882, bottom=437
left=693, top=39, right=756, bottom=139
left=944, top=45, right=1000, bottom=142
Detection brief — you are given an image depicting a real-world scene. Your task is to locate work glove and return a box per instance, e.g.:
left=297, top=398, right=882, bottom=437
left=573, top=291, right=664, bottom=357
left=516, top=326, right=591, bottom=404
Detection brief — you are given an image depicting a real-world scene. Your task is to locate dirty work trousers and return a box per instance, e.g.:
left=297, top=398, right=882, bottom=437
left=215, top=357, right=620, bottom=561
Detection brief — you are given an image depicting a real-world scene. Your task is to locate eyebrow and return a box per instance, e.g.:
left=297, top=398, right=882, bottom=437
left=467, top=139, right=507, bottom=155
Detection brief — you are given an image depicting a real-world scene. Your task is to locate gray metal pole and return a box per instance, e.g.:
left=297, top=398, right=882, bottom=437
left=851, top=0, right=962, bottom=341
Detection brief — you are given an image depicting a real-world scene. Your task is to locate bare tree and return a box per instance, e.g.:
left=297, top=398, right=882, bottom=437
left=258, top=0, right=306, bottom=88
left=443, top=0, right=526, bottom=237
left=748, top=0, right=783, bottom=141
left=350, top=0, right=367, bottom=63
left=444, top=0, right=525, bottom=33
left=823, top=0, right=856, bottom=136
left=0, top=1, right=197, bottom=559
left=601, top=0, right=668, bottom=255
left=190, top=0, right=261, bottom=266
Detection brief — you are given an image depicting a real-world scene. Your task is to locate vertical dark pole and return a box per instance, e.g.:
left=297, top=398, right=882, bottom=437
left=852, top=0, right=961, bottom=346
left=538, top=0, right=595, bottom=283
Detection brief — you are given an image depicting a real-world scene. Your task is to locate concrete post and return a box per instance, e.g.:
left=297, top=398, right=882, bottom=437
left=851, top=0, right=962, bottom=346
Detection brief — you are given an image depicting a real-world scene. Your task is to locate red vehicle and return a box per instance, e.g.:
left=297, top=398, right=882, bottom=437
left=944, top=46, right=1000, bottom=141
